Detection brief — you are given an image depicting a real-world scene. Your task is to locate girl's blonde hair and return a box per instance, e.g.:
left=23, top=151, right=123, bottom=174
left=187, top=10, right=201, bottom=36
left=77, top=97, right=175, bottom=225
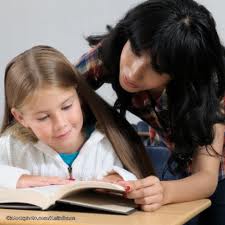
left=1, top=45, right=154, bottom=178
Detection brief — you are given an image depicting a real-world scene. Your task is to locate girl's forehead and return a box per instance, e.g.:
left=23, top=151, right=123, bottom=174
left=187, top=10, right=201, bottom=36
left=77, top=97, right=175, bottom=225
left=21, top=86, right=77, bottom=113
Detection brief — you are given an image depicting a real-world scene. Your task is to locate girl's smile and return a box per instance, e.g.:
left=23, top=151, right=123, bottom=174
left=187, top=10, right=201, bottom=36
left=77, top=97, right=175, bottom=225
left=54, top=128, right=72, bottom=140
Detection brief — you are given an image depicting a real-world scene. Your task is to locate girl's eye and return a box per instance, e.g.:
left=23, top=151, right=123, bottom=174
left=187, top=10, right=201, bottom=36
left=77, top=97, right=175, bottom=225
left=37, top=116, right=49, bottom=121
left=62, top=104, right=72, bottom=110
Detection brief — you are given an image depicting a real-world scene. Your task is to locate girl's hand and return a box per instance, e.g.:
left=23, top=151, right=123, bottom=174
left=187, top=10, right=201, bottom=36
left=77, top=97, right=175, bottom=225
left=102, top=173, right=123, bottom=183
left=96, top=173, right=124, bottom=194
left=118, top=176, right=164, bottom=212
left=17, top=174, right=72, bottom=188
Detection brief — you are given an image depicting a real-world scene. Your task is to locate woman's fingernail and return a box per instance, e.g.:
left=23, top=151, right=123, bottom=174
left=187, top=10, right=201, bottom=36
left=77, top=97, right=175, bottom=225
left=125, top=185, right=131, bottom=192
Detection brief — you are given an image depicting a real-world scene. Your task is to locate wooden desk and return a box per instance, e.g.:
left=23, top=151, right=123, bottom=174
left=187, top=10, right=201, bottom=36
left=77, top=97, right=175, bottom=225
left=0, top=199, right=211, bottom=225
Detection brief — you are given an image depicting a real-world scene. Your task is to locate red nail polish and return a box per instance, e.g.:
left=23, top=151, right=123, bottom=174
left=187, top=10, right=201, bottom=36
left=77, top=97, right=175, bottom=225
left=125, top=186, right=131, bottom=192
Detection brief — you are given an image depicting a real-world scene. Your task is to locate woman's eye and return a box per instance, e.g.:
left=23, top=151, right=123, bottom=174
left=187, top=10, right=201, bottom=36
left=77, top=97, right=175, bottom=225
left=62, top=104, right=72, bottom=110
left=37, top=116, right=49, bottom=121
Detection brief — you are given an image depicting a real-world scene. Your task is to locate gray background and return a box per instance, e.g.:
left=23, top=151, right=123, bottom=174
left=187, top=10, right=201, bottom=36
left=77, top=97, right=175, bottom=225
left=0, top=0, right=224, bottom=126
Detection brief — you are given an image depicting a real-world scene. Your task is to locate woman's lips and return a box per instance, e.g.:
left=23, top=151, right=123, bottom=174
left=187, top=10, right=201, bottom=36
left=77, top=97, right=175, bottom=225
left=123, top=75, right=139, bottom=88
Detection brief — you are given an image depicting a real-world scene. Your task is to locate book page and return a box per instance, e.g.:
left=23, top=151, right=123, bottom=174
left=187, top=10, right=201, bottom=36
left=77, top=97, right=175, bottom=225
left=54, top=181, right=125, bottom=200
left=0, top=187, right=58, bottom=209
left=22, top=185, right=66, bottom=198
left=0, top=181, right=125, bottom=210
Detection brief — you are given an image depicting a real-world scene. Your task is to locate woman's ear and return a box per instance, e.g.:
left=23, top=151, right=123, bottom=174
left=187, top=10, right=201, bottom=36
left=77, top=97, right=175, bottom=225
left=11, top=108, right=28, bottom=128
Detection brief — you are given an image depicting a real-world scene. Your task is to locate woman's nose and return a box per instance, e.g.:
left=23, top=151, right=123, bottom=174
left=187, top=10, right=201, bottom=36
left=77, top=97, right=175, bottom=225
left=128, top=56, right=146, bottom=82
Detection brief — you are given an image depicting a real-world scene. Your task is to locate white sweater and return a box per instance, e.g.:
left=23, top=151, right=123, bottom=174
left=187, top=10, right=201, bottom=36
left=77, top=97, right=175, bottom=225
left=0, top=129, right=137, bottom=188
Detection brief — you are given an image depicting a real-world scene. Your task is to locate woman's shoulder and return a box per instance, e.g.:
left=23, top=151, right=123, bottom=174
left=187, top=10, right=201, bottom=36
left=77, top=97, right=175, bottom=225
left=75, top=45, right=102, bottom=74
left=75, top=45, right=109, bottom=89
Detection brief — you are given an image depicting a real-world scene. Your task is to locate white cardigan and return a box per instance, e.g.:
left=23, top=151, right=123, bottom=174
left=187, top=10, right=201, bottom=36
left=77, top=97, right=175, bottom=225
left=0, top=129, right=137, bottom=188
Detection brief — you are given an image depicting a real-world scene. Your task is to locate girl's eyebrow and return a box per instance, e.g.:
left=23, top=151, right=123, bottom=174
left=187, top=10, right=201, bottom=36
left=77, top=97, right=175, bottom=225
left=34, top=95, right=75, bottom=115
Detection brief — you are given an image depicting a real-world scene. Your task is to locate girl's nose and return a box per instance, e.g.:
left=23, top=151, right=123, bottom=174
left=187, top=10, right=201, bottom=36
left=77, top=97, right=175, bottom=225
left=53, top=113, right=67, bottom=131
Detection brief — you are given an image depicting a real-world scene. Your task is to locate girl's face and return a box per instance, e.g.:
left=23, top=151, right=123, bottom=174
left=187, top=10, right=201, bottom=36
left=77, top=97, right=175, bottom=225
left=12, top=86, right=84, bottom=153
left=119, top=41, right=171, bottom=95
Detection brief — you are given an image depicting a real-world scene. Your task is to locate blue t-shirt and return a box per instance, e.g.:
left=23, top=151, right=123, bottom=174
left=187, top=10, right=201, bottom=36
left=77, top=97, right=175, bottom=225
left=59, top=152, right=79, bottom=166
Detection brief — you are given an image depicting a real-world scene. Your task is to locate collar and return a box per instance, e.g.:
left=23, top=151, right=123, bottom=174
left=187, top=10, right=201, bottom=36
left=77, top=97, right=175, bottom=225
left=33, top=129, right=104, bottom=157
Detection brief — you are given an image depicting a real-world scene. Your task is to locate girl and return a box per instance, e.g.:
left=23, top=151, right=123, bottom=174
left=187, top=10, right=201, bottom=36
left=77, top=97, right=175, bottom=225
left=0, top=45, right=154, bottom=193
left=75, top=0, right=225, bottom=222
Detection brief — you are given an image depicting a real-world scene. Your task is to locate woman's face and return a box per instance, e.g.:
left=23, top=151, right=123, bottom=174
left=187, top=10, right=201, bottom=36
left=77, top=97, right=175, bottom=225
left=119, top=41, right=171, bottom=94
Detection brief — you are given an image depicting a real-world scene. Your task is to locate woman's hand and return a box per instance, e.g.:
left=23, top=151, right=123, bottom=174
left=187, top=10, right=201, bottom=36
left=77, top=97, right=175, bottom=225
left=17, top=174, right=72, bottom=188
left=118, top=176, right=164, bottom=212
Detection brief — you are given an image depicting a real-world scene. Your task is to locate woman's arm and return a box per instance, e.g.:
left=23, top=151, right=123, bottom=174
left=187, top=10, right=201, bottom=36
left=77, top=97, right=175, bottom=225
left=118, top=123, right=224, bottom=211
left=162, top=123, right=224, bottom=204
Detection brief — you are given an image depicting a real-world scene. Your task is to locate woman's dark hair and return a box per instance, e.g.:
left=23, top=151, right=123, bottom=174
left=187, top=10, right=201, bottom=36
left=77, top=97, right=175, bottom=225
left=87, top=0, right=225, bottom=172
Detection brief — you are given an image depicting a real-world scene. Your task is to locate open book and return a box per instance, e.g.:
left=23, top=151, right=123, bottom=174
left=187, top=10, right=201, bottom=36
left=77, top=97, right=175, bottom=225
left=0, top=181, right=137, bottom=215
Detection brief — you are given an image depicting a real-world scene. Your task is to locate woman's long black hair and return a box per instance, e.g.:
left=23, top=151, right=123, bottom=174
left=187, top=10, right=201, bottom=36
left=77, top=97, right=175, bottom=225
left=87, top=0, right=225, bottom=172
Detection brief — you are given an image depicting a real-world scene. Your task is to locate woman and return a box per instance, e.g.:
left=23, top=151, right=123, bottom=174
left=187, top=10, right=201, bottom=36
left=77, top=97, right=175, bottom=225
left=75, top=0, right=225, bottom=224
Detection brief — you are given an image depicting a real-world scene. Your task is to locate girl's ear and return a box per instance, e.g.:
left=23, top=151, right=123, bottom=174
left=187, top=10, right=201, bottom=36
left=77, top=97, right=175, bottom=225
left=11, top=108, right=29, bottom=128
